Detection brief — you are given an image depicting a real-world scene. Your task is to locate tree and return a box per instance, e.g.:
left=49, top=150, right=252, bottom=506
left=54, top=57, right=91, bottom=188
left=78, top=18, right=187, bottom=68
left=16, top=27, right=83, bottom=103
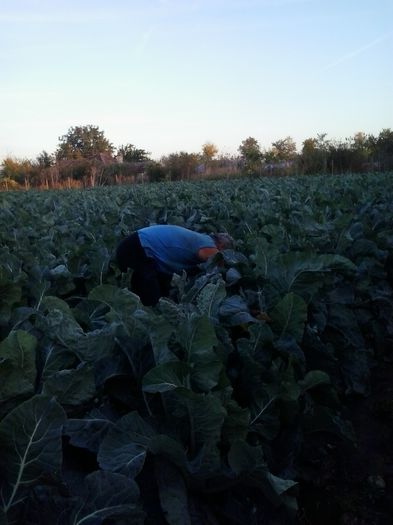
left=117, top=144, right=150, bottom=162
left=201, top=142, right=218, bottom=162
left=36, top=150, right=54, bottom=168
left=146, top=161, right=167, bottom=182
left=270, top=136, right=297, bottom=162
left=201, top=142, right=218, bottom=175
left=316, top=133, right=331, bottom=173
left=238, top=137, right=263, bottom=174
left=352, top=131, right=368, bottom=149
left=56, top=125, right=114, bottom=160
left=347, top=132, right=370, bottom=172
left=301, top=138, right=323, bottom=174
left=0, top=157, right=33, bottom=184
left=375, top=128, right=393, bottom=169
left=329, top=138, right=354, bottom=174
left=299, top=134, right=332, bottom=174
left=160, top=152, right=199, bottom=181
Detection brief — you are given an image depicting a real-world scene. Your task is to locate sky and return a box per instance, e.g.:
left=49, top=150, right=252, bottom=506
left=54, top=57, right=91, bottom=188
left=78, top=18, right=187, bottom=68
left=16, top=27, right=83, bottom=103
left=1, top=0, right=392, bottom=161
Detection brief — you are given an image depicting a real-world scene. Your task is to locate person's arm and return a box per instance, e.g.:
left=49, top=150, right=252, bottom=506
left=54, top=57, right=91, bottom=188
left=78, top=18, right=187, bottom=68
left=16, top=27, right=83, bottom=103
left=197, top=247, right=219, bottom=261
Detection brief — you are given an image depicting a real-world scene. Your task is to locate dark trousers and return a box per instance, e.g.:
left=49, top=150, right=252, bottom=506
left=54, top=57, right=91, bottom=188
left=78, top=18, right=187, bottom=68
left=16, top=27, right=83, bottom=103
left=125, top=232, right=172, bottom=306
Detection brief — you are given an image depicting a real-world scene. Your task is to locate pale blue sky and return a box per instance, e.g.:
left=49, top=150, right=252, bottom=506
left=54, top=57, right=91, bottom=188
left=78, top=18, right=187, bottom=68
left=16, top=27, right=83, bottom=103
left=1, top=0, right=392, bottom=161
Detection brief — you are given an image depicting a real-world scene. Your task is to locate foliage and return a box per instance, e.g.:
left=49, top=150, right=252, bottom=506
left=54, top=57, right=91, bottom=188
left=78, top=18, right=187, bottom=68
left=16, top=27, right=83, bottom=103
left=160, top=152, right=200, bottom=180
left=371, top=128, right=393, bottom=169
left=56, top=125, right=114, bottom=160
left=0, top=177, right=21, bottom=190
left=0, top=157, right=33, bottom=184
left=1, top=172, right=392, bottom=522
left=2, top=128, right=393, bottom=189
left=238, top=137, right=263, bottom=174
left=201, top=142, right=218, bottom=162
left=36, top=150, right=54, bottom=168
left=269, top=136, right=297, bottom=162
left=145, top=161, right=167, bottom=182
left=300, top=129, right=393, bottom=175
left=117, top=144, right=150, bottom=162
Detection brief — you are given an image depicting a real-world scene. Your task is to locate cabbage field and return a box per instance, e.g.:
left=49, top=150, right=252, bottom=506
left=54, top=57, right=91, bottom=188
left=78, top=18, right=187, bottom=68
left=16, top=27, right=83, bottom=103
left=1, top=173, right=393, bottom=525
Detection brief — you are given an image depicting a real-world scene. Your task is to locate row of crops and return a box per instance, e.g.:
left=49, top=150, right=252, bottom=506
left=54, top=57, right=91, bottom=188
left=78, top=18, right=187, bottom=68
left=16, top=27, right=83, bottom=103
left=1, top=173, right=393, bottom=524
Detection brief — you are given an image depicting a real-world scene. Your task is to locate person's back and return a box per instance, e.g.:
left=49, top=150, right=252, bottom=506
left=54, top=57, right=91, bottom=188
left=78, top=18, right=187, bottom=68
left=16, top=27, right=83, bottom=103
left=138, top=225, right=215, bottom=274
left=116, top=225, right=233, bottom=305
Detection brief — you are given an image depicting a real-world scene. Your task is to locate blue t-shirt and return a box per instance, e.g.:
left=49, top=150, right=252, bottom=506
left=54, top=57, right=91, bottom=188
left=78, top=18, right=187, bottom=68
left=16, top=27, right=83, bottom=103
left=137, top=225, right=215, bottom=274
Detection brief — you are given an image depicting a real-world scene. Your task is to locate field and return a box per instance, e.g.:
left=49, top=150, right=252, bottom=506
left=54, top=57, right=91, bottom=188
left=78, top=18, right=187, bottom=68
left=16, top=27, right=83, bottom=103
left=1, top=173, right=393, bottom=525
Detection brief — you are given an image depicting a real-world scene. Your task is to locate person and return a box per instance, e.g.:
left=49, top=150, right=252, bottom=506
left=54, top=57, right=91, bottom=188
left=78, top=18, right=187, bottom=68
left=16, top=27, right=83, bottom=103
left=116, top=224, right=233, bottom=306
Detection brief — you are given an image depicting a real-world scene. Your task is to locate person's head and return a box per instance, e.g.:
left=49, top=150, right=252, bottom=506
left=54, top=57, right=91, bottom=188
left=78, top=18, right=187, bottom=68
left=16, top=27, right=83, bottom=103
left=210, top=232, right=234, bottom=251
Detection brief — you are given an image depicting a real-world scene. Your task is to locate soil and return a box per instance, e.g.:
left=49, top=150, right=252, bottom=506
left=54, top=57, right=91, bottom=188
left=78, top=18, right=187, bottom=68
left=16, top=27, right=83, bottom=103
left=298, top=359, right=393, bottom=525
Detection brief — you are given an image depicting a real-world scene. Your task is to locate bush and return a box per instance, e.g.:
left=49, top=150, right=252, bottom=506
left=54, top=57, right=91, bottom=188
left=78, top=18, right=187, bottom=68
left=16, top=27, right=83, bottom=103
left=146, top=161, right=167, bottom=182
left=0, top=177, right=21, bottom=190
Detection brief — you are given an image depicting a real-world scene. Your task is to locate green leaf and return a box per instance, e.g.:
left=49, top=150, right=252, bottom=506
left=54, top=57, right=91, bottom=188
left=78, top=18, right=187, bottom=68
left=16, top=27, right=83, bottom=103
left=196, top=279, right=226, bottom=318
left=158, top=298, right=187, bottom=326
left=65, top=409, right=114, bottom=453
left=222, top=250, right=248, bottom=266
left=252, top=410, right=281, bottom=441
left=155, top=461, right=191, bottom=525
left=187, top=441, right=222, bottom=476
left=0, top=330, right=37, bottom=403
left=40, top=295, right=73, bottom=315
left=69, top=471, right=145, bottom=525
left=148, top=435, right=188, bottom=470
left=143, top=314, right=177, bottom=365
left=98, top=412, right=155, bottom=478
left=47, top=264, right=71, bottom=280
left=222, top=400, right=250, bottom=445
left=88, top=285, right=141, bottom=320
left=0, top=395, right=65, bottom=514
left=275, top=360, right=302, bottom=403
left=175, top=390, right=226, bottom=449
left=0, top=273, right=21, bottom=325
left=40, top=346, right=77, bottom=380
left=253, top=237, right=279, bottom=279
left=298, top=370, right=330, bottom=392
left=228, top=439, right=266, bottom=475
left=272, top=252, right=356, bottom=298
left=270, top=292, right=307, bottom=342
left=303, top=405, right=356, bottom=441
left=219, top=295, right=256, bottom=326
left=178, top=314, right=218, bottom=361
left=75, top=325, right=117, bottom=363
left=42, top=363, right=96, bottom=406
left=228, top=439, right=298, bottom=510
left=142, top=362, right=190, bottom=393
left=9, top=306, right=36, bottom=330
left=36, top=304, right=84, bottom=347
left=265, top=472, right=298, bottom=496
left=99, top=437, right=146, bottom=479
left=225, top=267, right=242, bottom=286
left=169, top=313, right=223, bottom=392
left=237, top=322, right=274, bottom=358
left=190, top=354, right=223, bottom=392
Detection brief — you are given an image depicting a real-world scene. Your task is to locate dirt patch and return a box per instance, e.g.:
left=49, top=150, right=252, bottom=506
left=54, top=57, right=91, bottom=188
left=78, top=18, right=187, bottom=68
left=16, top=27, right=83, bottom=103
left=298, top=359, right=393, bottom=525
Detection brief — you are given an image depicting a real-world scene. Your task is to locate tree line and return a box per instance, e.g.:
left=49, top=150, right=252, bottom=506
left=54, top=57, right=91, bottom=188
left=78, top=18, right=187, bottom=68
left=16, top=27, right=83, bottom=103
left=1, top=125, right=392, bottom=189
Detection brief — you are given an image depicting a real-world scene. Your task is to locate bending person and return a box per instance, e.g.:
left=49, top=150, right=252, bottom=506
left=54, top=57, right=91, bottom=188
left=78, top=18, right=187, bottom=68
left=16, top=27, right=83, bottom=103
left=116, top=224, right=233, bottom=306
